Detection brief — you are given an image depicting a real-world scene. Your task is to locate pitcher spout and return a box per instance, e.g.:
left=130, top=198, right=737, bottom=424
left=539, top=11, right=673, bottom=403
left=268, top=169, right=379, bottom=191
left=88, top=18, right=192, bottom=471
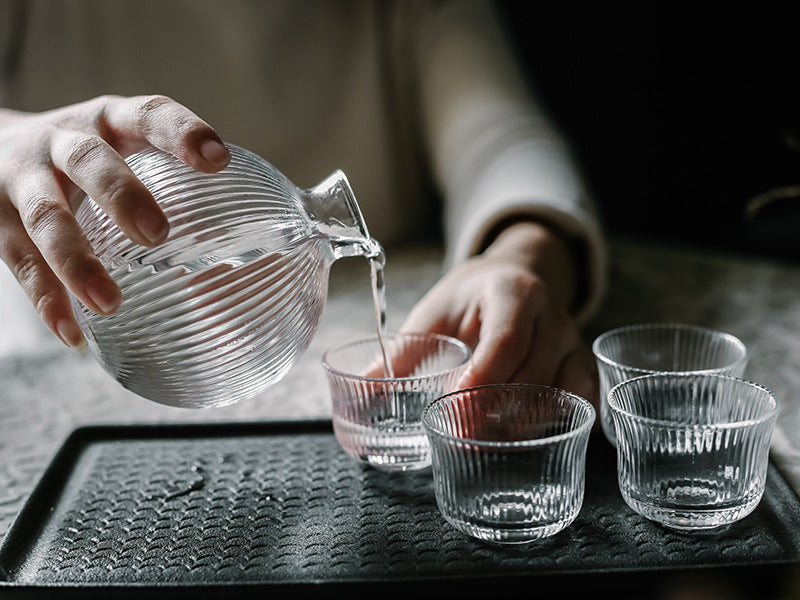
left=302, top=170, right=379, bottom=259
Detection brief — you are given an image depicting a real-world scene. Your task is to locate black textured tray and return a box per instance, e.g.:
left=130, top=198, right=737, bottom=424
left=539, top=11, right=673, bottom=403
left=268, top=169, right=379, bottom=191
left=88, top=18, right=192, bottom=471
left=1, top=420, right=799, bottom=599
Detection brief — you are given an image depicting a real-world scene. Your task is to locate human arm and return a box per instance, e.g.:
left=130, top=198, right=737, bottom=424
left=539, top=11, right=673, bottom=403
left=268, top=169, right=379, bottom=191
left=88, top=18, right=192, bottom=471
left=0, top=95, right=230, bottom=350
left=406, top=0, right=608, bottom=408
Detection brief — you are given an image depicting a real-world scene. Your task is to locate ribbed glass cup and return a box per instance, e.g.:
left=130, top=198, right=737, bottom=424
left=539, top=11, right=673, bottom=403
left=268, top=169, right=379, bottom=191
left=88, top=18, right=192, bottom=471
left=72, top=144, right=376, bottom=408
left=593, top=323, right=748, bottom=445
left=421, top=384, right=595, bottom=544
left=608, top=373, right=780, bottom=531
left=322, top=332, right=471, bottom=471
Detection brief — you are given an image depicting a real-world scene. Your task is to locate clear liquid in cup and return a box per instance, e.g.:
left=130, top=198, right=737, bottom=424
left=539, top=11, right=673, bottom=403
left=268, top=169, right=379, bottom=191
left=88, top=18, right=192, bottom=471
left=332, top=389, right=432, bottom=471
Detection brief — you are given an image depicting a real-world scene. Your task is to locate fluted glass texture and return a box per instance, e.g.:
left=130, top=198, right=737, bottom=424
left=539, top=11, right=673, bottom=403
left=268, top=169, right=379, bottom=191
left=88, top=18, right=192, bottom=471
left=593, top=323, right=748, bottom=445
left=72, top=145, right=345, bottom=407
left=421, top=384, right=595, bottom=543
left=322, top=333, right=470, bottom=471
left=608, top=373, right=779, bottom=530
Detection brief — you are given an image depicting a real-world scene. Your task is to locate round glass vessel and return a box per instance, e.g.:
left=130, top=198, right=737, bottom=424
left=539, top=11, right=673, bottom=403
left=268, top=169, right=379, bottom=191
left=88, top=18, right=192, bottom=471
left=72, top=144, right=381, bottom=408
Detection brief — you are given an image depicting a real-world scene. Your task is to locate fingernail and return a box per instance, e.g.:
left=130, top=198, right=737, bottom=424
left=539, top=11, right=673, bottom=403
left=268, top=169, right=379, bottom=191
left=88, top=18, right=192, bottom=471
left=200, top=138, right=229, bottom=168
left=86, top=275, right=122, bottom=314
left=134, top=207, right=169, bottom=244
left=57, top=319, right=88, bottom=353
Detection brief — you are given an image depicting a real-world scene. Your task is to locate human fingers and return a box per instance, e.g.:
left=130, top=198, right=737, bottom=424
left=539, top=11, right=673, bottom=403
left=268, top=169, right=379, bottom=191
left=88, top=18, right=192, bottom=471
left=43, top=95, right=229, bottom=311
left=482, top=288, right=598, bottom=413
left=361, top=334, right=449, bottom=379
left=0, top=191, right=87, bottom=350
left=507, top=309, right=600, bottom=408
left=507, top=307, right=577, bottom=386
left=51, top=130, right=170, bottom=247
left=8, top=168, right=122, bottom=317
left=398, top=289, right=454, bottom=339
left=397, top=283, right=477, bottom=375
left=101, top=94, right=230, bottom=173
left=456, top=276, right=540, bottom=387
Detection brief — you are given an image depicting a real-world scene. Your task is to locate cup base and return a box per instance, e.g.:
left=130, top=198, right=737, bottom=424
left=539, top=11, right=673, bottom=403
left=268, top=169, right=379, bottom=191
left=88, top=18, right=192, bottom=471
left=436, top=488, right=582, bottom=544
left=359, top=455, right=431, bottom=472
left=621, top=492, right=763, bottom=530
left=333, top=415, right=431, bottom=472
left=442, top=512, right=577, bottom=544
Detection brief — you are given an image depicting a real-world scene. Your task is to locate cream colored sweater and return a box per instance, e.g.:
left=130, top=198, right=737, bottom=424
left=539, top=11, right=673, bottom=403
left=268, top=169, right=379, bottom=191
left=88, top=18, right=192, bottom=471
left=0, top=0, right=606, bottom=321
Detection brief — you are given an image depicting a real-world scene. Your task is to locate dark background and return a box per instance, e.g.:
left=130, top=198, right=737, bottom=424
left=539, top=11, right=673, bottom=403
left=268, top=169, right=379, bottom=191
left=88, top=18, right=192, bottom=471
left=494, top=2, right=800, bottom=261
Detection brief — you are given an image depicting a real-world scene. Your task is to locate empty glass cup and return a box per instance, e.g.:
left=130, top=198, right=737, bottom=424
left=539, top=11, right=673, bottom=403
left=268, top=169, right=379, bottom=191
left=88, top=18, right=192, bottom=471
left=593, top=323, right=748, bottom=445
left=608, top=373, right=780, bottom=531
left=421, top=384, right=595, bottom=544
left=322, top=332, right=471, bottom=471
left=72, top=144, right=383, bottom=408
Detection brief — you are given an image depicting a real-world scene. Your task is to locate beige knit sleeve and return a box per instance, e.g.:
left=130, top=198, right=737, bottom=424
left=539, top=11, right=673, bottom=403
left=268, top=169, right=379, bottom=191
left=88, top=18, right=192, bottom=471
left=413, top=0, right=607, bottom=323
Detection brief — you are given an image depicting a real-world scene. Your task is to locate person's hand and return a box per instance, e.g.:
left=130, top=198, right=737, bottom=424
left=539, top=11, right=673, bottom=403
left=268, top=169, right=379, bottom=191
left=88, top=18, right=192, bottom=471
left=400, top=220, right=599, bottom=412
left=0, top=94, right=230, bottom=351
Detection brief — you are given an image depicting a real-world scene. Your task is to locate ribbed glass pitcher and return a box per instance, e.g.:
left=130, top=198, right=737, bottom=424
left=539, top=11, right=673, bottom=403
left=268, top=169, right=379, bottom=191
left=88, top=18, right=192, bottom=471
left=71, top=144, right=383, bottom=408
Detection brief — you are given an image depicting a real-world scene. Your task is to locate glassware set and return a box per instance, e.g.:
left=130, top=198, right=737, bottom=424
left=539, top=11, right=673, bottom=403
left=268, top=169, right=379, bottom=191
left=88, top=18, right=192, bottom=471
left=593, top=323, right=748, bottom=445
left=331, top=322, right=778, bottom=541
left=72, top=143, right=780, bottom=543
left=594, top=323, right=778, bottom=532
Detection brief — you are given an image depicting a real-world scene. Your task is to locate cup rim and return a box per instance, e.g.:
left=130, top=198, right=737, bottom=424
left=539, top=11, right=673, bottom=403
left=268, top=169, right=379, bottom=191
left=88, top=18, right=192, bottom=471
left=607, top=373, right=781, bottom=429
left=421, top=383, right=596, bottom=448
left=591, top=322, right=749, bottom=375
left=320, top=331, right=471, bottom=383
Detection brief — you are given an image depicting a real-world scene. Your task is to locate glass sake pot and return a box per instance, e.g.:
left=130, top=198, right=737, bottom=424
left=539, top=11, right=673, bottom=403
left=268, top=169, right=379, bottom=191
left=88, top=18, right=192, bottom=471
left=71, top=144, right=383, bottom=408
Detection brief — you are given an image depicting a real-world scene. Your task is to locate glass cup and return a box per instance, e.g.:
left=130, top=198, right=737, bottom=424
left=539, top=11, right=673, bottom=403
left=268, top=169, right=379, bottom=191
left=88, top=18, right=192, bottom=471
left=421, top=384, right=595, bottom=544
left=322, top=332, right=471, bottom=471
left=593, top=323, right=748, bottom=445
left=608, top=373, right=780, bottom=531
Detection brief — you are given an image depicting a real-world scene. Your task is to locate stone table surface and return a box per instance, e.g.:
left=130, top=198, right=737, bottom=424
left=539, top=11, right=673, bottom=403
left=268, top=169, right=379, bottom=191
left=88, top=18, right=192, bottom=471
left=1, top=237, right=799, bottom=540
